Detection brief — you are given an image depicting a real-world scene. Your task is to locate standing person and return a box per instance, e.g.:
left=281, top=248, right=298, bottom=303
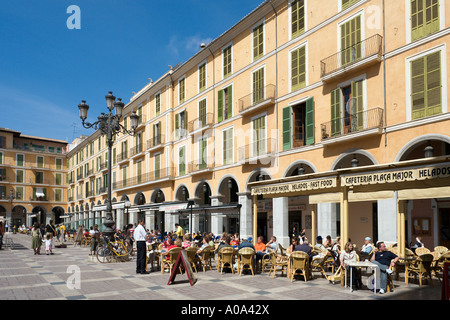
left=60, top=223, right=66, bottom=243
left=89, top=224, right=100, bottom=256
left=370, top=242, right=399, bottom=294
left=5, top=222, right=9, bottom=233
left=31, top=223, right=42, bottom=255
left=134, top=219, right=148, bottom=274
left=43, top=233, right=53, bottom=255
left=0, top=221, right=5, bottom=250
left=175, top=223, right=184, bottom=239
left=46, top=220, right=56, bottom=240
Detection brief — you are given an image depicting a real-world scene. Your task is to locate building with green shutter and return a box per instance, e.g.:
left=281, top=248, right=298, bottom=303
left=63, top=0, right=450, bottom=250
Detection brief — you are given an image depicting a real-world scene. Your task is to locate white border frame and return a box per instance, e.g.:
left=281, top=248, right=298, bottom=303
left=251, top=18, right=266, bottom=62
left=405, top=0, right=445, bottom=44
left=221, top=41, right=234, bottom=81
left=221, top=126, right=234, bottom=166
left=198, top=60, right=208, bottom=94
left=250, top=112, right=268, bottom=158
left=288, top=40, right=309, bottom=93
left=288, top=0, right=308, bottom=41
left=250, top=64, right=266, bottom=105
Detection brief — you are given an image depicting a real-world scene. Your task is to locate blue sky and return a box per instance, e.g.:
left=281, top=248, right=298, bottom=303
left=0, top=0, right=263, bottom=142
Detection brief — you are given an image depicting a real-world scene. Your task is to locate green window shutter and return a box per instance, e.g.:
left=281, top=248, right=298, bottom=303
left=341, top=15, right=361, bottom=66
left=291, top=46, right=306, bottom=92
left=291, top=0, right=305, bottom=38
left=155, top=93, right=161, bottom=116
left=253, top=68, right=265, bottom=104
left=305, top=97, right=315, bottom=146
left=411, top=51, right=441, bottom=120
left=155, top=154, right=160, bottom=180
left=199, top=63, right=206, bottom=92
left=253, top=23, right=264, bottom=60
left=411, top=0, right=440, bottom=41
left=223, top=46, right=232, bottom=78
left=179, top=78, right=185, bottom=104
left=218, top=90, right=223, bottom=123
left=282, top=107, right=291, bottom=151
left=331, top=88, right=341, bottom=137
left=175, top=113, right=180, bottom=139
left=351, top=80, right=364, bottom=130
left=199, top=99, right=207, bottom=124
left=342, top=0, right=360, bottom=11
left=179, top=147, right=185, bottom=176
left=227, top=86, right=233, bottom=119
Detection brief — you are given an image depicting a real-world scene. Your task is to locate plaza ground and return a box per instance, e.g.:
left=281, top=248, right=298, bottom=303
left=0, top=233, right=442, bottom=301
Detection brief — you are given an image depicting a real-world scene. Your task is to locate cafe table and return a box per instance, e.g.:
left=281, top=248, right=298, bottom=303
left=344, top=260, right=379, bottom=293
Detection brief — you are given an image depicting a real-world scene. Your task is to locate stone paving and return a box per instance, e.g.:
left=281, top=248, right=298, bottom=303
left=0, top=233, right=442, bottom=301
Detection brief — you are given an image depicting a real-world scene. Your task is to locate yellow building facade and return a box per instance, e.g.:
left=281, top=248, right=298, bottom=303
left=0, top=128, right=68, bottom=228
left=66, top=0, right=450, bottom=249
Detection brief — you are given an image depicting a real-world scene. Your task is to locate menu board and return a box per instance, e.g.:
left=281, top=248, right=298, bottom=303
left=167, top=249, right=196, bottom=286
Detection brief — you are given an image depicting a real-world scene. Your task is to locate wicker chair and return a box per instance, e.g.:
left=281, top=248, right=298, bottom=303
left=266, top=250, right=288, bottom=278
left=289, top=251, right=310, bottom=282
left=391, top=247, right=415, bottom=281
left=415, top=247, right=431, bottom=255
left=433, top=246, right=449, bottom=255
left=405, top=253, right=434, bottom=286
left=198, top=245, right=214, bottom=272
left=277, top=243, right=287, bottom=257
left=238, top=247, right=255, bottom=276
left=185, top=247, right=199, bottom=273
left=310, top=250, right=330, bottom=279
left=161, top=247, right=183, bottom=275
left=218, top=247, right=235, bottom=274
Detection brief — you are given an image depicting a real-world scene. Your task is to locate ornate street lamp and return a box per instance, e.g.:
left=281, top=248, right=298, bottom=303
left=78, top=92, right=139, bottom=240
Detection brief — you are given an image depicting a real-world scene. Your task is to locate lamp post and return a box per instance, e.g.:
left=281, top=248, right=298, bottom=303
left=7, top=188, right=16, bottom=229
left=78, top=92, right=139, bottom=240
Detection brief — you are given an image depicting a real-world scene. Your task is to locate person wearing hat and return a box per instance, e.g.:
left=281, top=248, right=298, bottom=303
left=314, top=235, right=326, bottom=251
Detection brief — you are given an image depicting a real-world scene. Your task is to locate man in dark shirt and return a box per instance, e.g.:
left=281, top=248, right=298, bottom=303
left=294, top=240, right=315, bottom=261
left=238, top=238, right=255, bottom=252
left=370, top=242, right=399, bottom=294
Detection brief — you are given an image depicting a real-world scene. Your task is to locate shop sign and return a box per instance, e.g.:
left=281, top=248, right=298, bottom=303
left=341, top=164, right=450, bottom=187
left=251, top=177, right=337, bottom=196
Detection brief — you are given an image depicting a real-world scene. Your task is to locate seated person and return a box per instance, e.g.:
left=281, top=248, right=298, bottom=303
left=266, top=236, right=278, bottom=251
left=218, top=235, right=233, bottom=251
left=314, top=236, right=326, bottom=251
left=340, top=242, right=362, bottom=290
left=237, top=238, right=255, bottom=253
left=323, top=235, right=333, bottom=249
left=293, top=239, right=315, bottom=261
left=254, top=236, right=267, bottom=261
left=196, top=236, right=211, bottom=256
left=163, top=238, right=182, bottom=260
left=360, top=237, right=373, bottom=260
left=370, top=242, right=398, bottom=294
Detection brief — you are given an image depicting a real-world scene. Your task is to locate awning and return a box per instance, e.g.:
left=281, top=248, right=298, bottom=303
left=35, top=188, right=45, bottom=198
left=158, top=202, right=189, bottom=213
left=398, top=186, right=450, bottom=201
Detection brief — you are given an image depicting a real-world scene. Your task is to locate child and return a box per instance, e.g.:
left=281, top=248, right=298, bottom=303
left=44, top=234, right=53, bottom=255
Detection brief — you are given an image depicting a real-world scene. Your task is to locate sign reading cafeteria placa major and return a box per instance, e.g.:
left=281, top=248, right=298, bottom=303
left=251, top=177, right=337, bottom=196
left=341, top=164, right=450, bottom=187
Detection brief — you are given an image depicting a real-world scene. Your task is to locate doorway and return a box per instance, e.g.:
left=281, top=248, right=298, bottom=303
left=257, top=212, right=268, bottom=241
left=439, top=208, right=450, bottom=248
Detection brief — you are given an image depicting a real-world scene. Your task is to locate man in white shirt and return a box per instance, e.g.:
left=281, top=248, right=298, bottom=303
left=134, top=219, right=148, bottom=274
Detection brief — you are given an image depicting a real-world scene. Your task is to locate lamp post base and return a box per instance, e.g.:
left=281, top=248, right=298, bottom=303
left=103, top=213, right=115, bottom=241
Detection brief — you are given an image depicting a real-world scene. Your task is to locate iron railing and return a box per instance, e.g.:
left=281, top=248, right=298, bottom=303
left=188, top=158, right=214, bottom=173
left=112, top=167, right=175, bottom=190
left=238, top=138, right=277, bottom=163
left=188, top=113, right=214, bottom=133
left=238, top=84, right=276, bottom=114
left=320, top=34, right=382, bottom=78
left=320, top=107, right=383, bottom=141
left=147, top=135, right=165, bottom=149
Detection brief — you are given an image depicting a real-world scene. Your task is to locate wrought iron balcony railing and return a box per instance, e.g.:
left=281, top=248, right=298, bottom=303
left=188, top=113, right=214, bottom=133
left=147, top=135, right=165, bottom=150
left=188, top=158, right=214, bottom=174
left=238, top=84, right=276, bottom=115
left=320, top=34, right=383, bottom=79
left=112, top=167, right=175, bottom=190
left=321, top=107, right=384, bottom=141
left=238, top=138, right=277, bottom=163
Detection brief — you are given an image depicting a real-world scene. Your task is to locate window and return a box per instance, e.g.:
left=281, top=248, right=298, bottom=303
left=154, top=154, right=161, bottom=180
left=0, top=136, right=5, bottom=148
left=223, top=45, right=232, bottom=79
left=0, top=186, right=5, bottom=199
left=16, top=169, right=24, bottom=183
left=178, top=146, right=186, bottom=176
left=342, top=0, right=361, bottom=10
left=155, top=93, right=161, bottom=116
left=123, top=116, right=128, bottom=131
left=291, top=45, right=306, bottom=91
left=410, top=51, right=442, bottom=120
left=199, top=99, right=207, bottom=126
left=33, top=187, right=46, bottom=201
left=98, top=137, right=102, bottom=151
left=15, top=186, right=24, bottom=201
left=175, top=110, right=187, bottom=139
left=283, top=97, right=315, bottom=150
left=179, top=77, right=186, bottom=104
left=199, top=63, right=206, bottom=92
left=55, top=189, right=62, bottom=202
left=56, top=158, right=62, bottom=170
left=121, top=140, right=128, bottom=158
left=218, top=85, right=233, bottom=122
left=330, top=80, right=364, bottom=136
left=35, top=172, right=44, bottom=184
left=291, top=0, right=305, bottom=38
left=136, top=161, right=143, bottom=184
left=340, top=15, right=362, bottom=66
left=16, top=154, right=24, bottom=167
left=252, top=115, right=266, bottom=156
left=55, top=173, right=62, bottom=186
left=411, top=0, right=439, bottom=41
left=0, top=152, right=3, bottom=165
left=253, top=67, right=265, bottom=104
left=152, top=122, right=162, bottom=145
left=137, top=106, right=143, bottom=124
left=223, top=127, right=234, bottom=165
left=0, top=168, right=5, bottom=181
left=199, top=137, right=208, bottom=170
left=253, top=23, right=264, bottom=60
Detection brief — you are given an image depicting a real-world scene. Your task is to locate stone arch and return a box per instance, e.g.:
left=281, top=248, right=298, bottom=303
left=330, top=149, right=378, bottom=170
left=394, top=134, right=450, bottom=162
left=245, top=168, right=273, bottom=192
left=134, top=192, right=146, bottom=205
left=283, top=159, right=318, bottom=177
left=194, top=180, right=212, bottom=205
left=175, top=184, right=190, bottom=201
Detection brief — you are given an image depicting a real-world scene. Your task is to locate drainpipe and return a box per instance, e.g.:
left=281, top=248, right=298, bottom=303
left=268, top=0, right=279, bottom=166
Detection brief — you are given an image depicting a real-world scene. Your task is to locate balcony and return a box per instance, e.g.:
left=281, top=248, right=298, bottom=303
left=116, top=152, right=129, bottom=164
left=320, top=34, right=383, bottom=83
left=188, top=113, right=214, bottom=134
left=239, top=84, right=276, bottom=115
left=112, top=167, right=175, bottom=190
left=321, top=107, right=384, bottom=145
left=13, top=144, right=67, bottom=155
left=238, top=138, right=277, bottom=164
left=130, top=144, right=144, bottom=158
left=147, top=135, right=165, bottom=152
left=188, top=158, right=214, bottom=175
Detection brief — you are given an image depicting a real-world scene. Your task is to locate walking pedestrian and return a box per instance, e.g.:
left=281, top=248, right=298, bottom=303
left=0, top=221, right=5, bottom=250
left=43, top=233, right=53, bottom=255
left=134, top=219, right=148, bottom=274
left=89, top=224, right=100, bottom=256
